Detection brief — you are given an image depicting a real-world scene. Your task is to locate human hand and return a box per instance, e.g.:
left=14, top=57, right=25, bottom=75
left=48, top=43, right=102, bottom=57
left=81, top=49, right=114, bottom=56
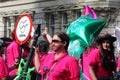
left=14, top=62, right=19, bottom=68
left=42, top=27, right=48, bottom=36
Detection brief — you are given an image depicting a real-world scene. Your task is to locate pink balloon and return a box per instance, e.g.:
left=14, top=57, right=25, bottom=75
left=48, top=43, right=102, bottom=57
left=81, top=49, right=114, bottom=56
left=83, top=5, right=97, bottom=19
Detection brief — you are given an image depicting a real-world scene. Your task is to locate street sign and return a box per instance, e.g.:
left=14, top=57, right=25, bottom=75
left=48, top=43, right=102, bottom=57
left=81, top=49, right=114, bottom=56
left=15, top=14, right=32, bottom=44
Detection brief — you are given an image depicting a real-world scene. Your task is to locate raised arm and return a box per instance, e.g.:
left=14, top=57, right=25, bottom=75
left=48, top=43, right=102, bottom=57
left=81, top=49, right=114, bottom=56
left=34, top=47, right=40, bottom=72
left=89, top=66, right=97, bottom=80
left=42, top=27, right=52, bottom=43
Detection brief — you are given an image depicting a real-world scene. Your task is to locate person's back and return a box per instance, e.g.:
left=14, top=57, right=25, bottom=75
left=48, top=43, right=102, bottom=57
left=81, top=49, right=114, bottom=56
left=81, top=47, right=97, bottom=80
left=6, top=40, right=20, bottom=78
left=6, top=29, right=20, bottom=79
left=6, top=41, right=19, bottom=67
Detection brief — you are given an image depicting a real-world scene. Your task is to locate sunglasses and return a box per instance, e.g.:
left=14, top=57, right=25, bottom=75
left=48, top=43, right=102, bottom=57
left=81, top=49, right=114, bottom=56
left=52, top=39, right=62, bottom=43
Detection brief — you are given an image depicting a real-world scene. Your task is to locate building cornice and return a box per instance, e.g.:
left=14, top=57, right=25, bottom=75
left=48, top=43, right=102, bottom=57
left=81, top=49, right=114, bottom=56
left=0, top=9, right=35, bottom=17
left=43, top=3, right=83, bottom=12
left=0, top=0, right=55, bottom=8
left=84, top=1, right=120, bottom=8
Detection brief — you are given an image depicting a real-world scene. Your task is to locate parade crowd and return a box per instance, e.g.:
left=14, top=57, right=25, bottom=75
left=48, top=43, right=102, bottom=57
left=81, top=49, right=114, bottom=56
left=1, top=27, right=120, bottom=80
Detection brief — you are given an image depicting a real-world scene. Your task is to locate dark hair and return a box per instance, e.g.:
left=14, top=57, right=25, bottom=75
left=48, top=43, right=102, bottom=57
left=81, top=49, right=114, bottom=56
left=11, top=28, right=16, bottom=40
left=96, top=34, right=116, bottom=44
left=38, top=40, right=50, bottom=54
left=99, top=40, right=116, bottom=71
left=55, top=32, right=70, bottom=51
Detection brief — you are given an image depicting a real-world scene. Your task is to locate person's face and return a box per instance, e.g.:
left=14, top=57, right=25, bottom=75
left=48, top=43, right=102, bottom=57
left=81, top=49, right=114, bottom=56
left=50, top=35, right=65, bottom=52
left=101, top=39, right=110, bottom=50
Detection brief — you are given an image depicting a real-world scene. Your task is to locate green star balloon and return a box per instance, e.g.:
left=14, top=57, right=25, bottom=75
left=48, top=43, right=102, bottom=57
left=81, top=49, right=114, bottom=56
left=66, top=14, right=106, bottom=47
left=66, top=14, right=106, bottom=60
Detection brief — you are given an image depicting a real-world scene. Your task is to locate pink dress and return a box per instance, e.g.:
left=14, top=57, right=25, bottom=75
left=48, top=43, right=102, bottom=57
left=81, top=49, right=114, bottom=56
left=6, top=41, right=20, bottom=76
left=39, top=52, right=80, bottom=80
left=0, top=56, right=8, bottom=79
left=89, top=48, right=113, bottom=78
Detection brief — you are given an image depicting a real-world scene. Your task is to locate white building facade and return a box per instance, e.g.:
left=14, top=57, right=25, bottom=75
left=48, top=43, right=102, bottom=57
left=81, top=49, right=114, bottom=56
left=0, top=0, right=120, bottom=37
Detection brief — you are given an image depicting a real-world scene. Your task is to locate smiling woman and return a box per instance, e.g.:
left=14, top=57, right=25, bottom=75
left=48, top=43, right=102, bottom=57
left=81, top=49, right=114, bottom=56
left=89, top=34, right=117, bottom=80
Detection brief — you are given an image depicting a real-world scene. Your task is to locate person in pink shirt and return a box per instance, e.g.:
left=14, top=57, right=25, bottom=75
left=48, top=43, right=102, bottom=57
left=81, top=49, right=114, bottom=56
left=80, top=38, right=98, bottom=80
left=6, top=30, right=20, bottom=79
left=89, top=34, right=117, bottom=80
left=34, top=40, right=50, bottom=80
left=0, top=39, right=8, bottom=80
left=81, top=46, right=97, bottom=80
left=34, top=32, right=80, bottom=80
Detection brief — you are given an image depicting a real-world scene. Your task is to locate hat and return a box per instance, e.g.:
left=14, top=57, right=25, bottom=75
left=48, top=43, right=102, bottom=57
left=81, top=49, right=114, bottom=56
left=96, top=34, right=117, bottom=43
left=0, top=39, right=3, bottom=47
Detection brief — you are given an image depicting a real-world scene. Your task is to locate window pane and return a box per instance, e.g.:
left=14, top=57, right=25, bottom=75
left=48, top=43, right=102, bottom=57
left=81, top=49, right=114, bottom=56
left=50, top=13, right=54, bottom=25
left=73, top=10, right=81, bottom=19
left=76, top=10, right=81, bottom=18
left=63, top=12, right=68, bottom=24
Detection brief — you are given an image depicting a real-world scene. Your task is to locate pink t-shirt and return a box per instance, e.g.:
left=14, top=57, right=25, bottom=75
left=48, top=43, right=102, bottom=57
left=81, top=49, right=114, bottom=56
left=33, top=53, right=48, bottom=72
left=6, top=41, right=20, bottom=76
left=0, top=56, right=8, bottom=79
left=40, top=52, right=80, bottom=80
left=89, top=48, right=113, bottom=78
left=82, top=47, right=96, bottom=80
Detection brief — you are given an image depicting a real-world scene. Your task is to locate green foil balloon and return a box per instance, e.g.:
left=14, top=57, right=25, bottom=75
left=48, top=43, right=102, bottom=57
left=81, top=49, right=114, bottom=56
left=68, top=40, right=85, bottom=60
left=66, top=14, right=106, bottom=47
left=66, top=14, right=106, bottom=59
